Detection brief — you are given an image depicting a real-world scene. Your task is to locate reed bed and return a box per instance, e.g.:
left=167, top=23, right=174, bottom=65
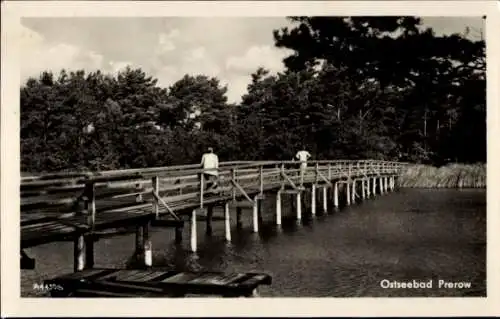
left=399, top=163, right=486, bottom=188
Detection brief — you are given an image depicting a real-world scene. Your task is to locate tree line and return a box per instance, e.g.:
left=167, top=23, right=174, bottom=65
left=21, top=17, right=486, bottom=173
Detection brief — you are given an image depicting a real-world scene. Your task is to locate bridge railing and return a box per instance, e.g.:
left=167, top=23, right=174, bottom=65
left=21, top=160, right=409, bottom=232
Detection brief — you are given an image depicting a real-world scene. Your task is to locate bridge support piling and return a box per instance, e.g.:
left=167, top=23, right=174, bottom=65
left=85, top=236, right=95, bottom=269
left=366, top=179, right=371, bottom=197
left=296, top=192, right=302, bottom=221
left=258, top=199, right=263, bottom=224
left=175, top=226, right=183, bottom=244
left=390, top=176, right=395, bottom=190
left=379, top=177, right=384, bottom=195
left=143, top=223, right=152, bottom=267
left=384, top=177, right=388, bottom=193
left=236, top=207, right=243, bottom=229
left=311, top=185, right=317, bottom=216
left=334, top=183, right=339, bottom=208
left=322, top=187, right=328, bottom=213
left=346, top=182, right=351, bottom=206
left=206, top=206, right=213, bottom=236
left=361, top=179, right=366, bottom=200
left=252, top=197, right=259, bottom=233
left=224, top=202, right=231, bottom=242
left=351, top=180, right=356, bottom=203
left=372, top=177, right=376, bottom=196
left=135, top=226, right=144, bottom=255
left=73, top=235, right=86, bottom=272
left=190, top=209, right=197, bottom=253
left=276, top=191, right=282, bottom=225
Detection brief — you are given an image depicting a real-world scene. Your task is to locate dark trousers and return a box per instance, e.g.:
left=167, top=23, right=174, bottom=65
left=200, top=173, right=218, bottom=189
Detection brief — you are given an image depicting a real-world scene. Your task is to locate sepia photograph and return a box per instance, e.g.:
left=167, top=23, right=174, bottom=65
left=2, top=0, right=500, bottom=317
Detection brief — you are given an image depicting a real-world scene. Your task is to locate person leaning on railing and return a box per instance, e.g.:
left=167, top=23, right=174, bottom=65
left=200, top=147, right=219, bottom=190
left=294, top=147, right=311, bottom=185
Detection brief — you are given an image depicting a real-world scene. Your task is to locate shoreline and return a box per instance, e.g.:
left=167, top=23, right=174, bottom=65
left=398, top=163, right=486, bottom=189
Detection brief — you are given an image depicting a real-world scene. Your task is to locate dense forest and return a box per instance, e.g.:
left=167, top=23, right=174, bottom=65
left=21, top=17, right=486, bottom=173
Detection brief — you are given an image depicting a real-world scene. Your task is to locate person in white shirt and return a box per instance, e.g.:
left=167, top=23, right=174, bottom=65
left=295, top=148, right=311, bottom=185
left=200, top=147, right=219, bottom=190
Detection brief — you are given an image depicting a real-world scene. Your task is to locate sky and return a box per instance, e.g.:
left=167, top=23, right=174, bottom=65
left=20, top=17, right=484, bottom=103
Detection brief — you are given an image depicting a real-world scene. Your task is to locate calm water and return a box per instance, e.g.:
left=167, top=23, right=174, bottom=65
left=21, top=188, right=486, bottom=297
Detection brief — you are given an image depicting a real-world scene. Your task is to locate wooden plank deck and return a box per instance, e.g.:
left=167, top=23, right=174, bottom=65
left=44, top=268, right=272, bottom=297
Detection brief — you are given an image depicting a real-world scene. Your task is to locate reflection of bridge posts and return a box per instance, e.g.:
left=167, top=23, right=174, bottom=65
left=366, top=178, right=371, bottom=198
left=253, top=196, right=259, bottom=233
left=322, top=187, right=328, bottom=213
left=333, top=182, right=339, bottom=208
left=351, top=179, right=356, bottom=203
left=74, top=235, right=86, bottom=272
left=190, top=209, right=198, bottom=253
left=133, top=222, right=153, bottom=266
left=296, top=192, right=302, bottom=221
left=361, top=178, right=366, bottom=200
left=311, top=184, right=317, bottom=216
left=224, top=202, right=231, bottom=242
left=346, top=181, right=351, bottom=206
left=276, top=190, right=282, bottom=225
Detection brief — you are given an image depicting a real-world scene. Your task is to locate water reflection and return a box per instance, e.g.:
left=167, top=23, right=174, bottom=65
left=22, top=188, right=486, bottom=297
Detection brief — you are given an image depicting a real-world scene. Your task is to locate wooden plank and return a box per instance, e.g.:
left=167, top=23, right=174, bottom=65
left=189, top=273, right=248, bottom=286
left=160, top=272, right=200, bottom=284
left=127, top=271, right=173, bottom=283
left=281, top=189, right=301, bottom=194
left=21, top=220, right=60, bottom=231
left=96, top=269, right=140, bottom=281
left=114, top=270, right=147, bottom=282
left=238, top=273, right=273, bottom=288
left=58, top=269, right=115, bottom=281
left=45, top=267, right=273, bottom=297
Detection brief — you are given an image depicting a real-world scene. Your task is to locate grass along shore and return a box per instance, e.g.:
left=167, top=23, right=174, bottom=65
left=398, top=163, right=486, bottom=188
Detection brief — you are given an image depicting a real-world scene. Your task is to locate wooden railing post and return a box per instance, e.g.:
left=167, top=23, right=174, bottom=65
left=85, top=181, right=95, bottom=269
left=259, top=165, right=264, bottom=195
left=152, top=176, right=159, bottom=217
left=231, top=168, right=237, bottom=201
left=85, top=181, right=96, bottom=229
left=280, top=163, right=285, bottom=190
left=200, top=171, right=204, bottom=209
left=315, top=162, right=320, bottom=184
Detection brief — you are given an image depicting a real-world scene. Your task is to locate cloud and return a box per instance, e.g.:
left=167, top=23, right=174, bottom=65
left=222, top=45, right=293, bottom=102
left=19, top=19, right=294, bottom=103
left=20, top=25, right=106, bottom=80
left=226, top=45, right=292, bottom=74
left=157, top=29, right=180, bottom=53
left=108, top=61, right=133, bottom=73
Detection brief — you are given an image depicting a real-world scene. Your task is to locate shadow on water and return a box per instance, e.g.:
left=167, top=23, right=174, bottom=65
left=22, top=188, right=486, bottom=297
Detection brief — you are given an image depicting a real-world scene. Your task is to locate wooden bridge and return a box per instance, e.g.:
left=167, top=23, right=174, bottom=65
left=21, top=159, right=407, bottom=279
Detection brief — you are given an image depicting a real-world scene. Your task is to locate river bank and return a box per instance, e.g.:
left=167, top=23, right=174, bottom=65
left=398, top=163, right=486, bottom=188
